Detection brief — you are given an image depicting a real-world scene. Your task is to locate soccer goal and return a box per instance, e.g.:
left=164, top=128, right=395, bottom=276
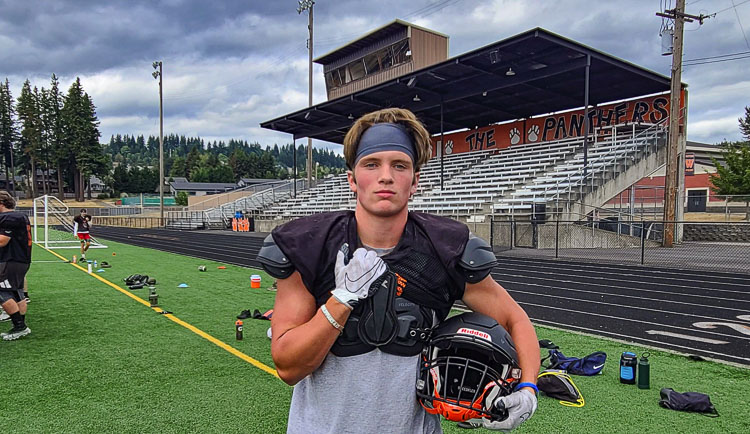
left=32, top=195, right=107, bottom=250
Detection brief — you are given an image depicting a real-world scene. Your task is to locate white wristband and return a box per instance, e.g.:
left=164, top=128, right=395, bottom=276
left=321, top=304, right=344, bottom=333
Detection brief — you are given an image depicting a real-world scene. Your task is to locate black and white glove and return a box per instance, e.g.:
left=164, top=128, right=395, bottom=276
left=479, top=386, right=537, bottom=431
left=331, top=244, right=387, bottom=310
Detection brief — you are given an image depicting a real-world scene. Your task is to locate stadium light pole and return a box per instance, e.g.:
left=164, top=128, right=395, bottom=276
left=297, top=0, right=314, bottom=188
left=152, top=61, right=164, bottom=225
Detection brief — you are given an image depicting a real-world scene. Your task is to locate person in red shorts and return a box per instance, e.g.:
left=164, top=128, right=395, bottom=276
left=73, top=208, right=92, bottom=260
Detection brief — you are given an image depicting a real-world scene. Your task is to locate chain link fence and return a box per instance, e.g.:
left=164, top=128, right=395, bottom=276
left=482, top=217, right=750, bottom=274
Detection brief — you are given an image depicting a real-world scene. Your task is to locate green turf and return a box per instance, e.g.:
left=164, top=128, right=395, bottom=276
left=1, top=233, right=748, bottom=433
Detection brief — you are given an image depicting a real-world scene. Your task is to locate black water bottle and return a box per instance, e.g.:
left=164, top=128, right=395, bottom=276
left=638, top=352, right=650, bottom=389
left=235, top=320, right=243, bottom=340
left=620, top=351, right=637, bottom=384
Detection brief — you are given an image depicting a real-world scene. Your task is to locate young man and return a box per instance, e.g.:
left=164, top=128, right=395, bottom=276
left=0, top=191, right=32, bottom=341
left=257, top=108, right=539, bottom=433
left=73, top=208, right=92, bottom=260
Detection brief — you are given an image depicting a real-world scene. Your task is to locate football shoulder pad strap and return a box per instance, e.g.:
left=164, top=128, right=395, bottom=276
left=256, top=234, right=295, bottom=279
left=458, top=234, right=497, bottom=284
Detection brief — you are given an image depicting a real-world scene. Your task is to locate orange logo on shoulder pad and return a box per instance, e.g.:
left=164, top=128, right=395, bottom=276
left=395, top=272, right=407, bottom=296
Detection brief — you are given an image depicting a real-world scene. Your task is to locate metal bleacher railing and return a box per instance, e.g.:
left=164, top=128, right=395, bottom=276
left=493, top=121, right=667, bottom=217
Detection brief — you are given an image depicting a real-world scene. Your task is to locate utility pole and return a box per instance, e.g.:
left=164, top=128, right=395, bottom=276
left=298, top=0, right=314, bottom=189
left=152, top=61, right=164, bottom=225
left=656, top=0, right=707, bottom=247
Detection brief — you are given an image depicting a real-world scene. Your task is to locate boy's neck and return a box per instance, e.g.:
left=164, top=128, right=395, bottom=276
left=354, top=208, right=407, bottom=249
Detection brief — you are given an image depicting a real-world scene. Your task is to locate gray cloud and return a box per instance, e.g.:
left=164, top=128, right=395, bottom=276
left=1, top=0, right=748, bottom=148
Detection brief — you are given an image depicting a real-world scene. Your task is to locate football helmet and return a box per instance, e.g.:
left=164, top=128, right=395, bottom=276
left=416, top=312, right=521, bottom=422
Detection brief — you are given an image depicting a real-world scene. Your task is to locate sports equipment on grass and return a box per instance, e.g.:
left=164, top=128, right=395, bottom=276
left=32, top=195, right=107, bottom=250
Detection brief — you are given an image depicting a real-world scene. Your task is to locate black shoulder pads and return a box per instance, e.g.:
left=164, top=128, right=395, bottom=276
left=458, top=234, right=497, bottom=284
left=256, top=234, right=295, bottom=279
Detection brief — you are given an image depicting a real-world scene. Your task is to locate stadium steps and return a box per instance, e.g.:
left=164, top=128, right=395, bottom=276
left=493, top=125, right=667, bottom=218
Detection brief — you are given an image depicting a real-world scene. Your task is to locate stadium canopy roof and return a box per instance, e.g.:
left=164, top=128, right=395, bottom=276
left=261, top=27, right=673, bottom=144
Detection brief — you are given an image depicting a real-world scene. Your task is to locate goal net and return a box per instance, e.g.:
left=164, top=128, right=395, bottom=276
left=32, top=195, right=107, bottom=250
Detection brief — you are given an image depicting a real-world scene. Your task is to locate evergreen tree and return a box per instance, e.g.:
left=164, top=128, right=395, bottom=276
left=47, top=75, right=68, bottom=199
left=16, top=80, right=43, bottom=197
left=170, top=156, right=187, bottom=178
left=60, top=78, right=106, bottom=201
left=710, top=107, right=750, bottom=220
left=0, top=79, right=17, bottom=194
left=185, top=145, right=200, bottom=178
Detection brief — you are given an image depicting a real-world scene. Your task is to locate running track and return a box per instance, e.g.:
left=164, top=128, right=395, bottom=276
left=94, top=226, right=750, bottom=367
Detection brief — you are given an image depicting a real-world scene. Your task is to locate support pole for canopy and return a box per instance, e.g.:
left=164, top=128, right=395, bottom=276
left=440, top=98, right=445, bottom=190
left=583, top=55, right=591, bottom=178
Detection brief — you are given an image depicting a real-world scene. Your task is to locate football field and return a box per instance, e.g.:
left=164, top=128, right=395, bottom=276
left=1, top=234, right=747, bottom=433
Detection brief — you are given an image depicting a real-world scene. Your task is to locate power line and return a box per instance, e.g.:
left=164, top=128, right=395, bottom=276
left=315, top=0, right=463, bottom=47
left=166, top=0, right=466, bottom=101
left=730, top=0, right=750, bottom=49
left=684, top=50, right=750, bottom=62
left=683, top=53, right=750, bottom=65
left=710, top=0, right=750, bottom=15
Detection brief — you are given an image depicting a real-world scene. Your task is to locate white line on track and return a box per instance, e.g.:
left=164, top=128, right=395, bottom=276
left=645, top=330, right=729, bottom=344
left=494, top=277, right=750, bottom=312
left=506, top=286, right=750, bottom=324
left=497, top=256, right=750, bottom=284
left=491, top=267, right=750, bottom=297
left=532, top=319, right=750, bottom=366
left=517, top=300, right=750, bottom=341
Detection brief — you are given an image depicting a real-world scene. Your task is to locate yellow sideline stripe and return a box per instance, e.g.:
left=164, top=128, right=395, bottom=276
left=39, top=244, right=280, bottom=379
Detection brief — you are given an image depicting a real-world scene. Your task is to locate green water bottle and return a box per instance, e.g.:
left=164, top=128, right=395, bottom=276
left=637, top=352, right=650, bottom=389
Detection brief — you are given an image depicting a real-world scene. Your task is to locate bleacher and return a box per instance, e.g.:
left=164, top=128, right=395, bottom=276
left=258, top=174, right=353, bottom=218
left=240, top=123, right=665, bottom=221
left=492, top=123, right=665, bottom=214
left=257, top=149, right=492, bottom=218
left=409, top=138, right=579, bottom=215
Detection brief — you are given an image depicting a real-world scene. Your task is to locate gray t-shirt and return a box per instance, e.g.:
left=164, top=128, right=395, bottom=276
left=286, top=244, right=442, bottom=434
left=286, top=350, right=442, bottom=434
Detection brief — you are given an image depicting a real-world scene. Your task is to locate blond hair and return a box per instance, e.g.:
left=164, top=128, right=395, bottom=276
left=343, top=108, right=432, bottom=171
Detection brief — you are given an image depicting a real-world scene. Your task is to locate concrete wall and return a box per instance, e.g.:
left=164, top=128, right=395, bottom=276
left=188, top=191, right=253, bottom=211
left=255, top=218, right=292, bottom=233
left=565, top=142, right=667, bottom=220
left=683, top=224, right=750, bottom=242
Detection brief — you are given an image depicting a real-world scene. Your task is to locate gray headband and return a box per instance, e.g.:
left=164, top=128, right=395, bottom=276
left=354, top=123, right=416, bottom=167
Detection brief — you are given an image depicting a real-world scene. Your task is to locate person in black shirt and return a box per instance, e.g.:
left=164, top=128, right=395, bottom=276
left=0, top=191, right=32, bottom=341
left=73, top=208, right=92, bottom=260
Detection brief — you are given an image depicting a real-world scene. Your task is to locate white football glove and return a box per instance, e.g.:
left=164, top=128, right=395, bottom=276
left=481, top=386, right=537, bottom=432
left=331, top=244, right=387, bottom=310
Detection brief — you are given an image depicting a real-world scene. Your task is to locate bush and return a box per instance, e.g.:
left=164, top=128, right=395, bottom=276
left=97, top=193, right=109, bottom=199
left=175, top=191, right=188, bottom=206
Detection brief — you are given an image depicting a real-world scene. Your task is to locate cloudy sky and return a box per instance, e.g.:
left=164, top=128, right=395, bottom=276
left=2, top=0, right=749, bottom=151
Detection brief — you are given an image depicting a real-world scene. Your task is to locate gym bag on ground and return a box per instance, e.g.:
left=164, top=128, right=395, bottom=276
left=537, top=370, right=585, bottom=407
left=659, top=388, right=719, bottom=417
left=542, top=349, right=607, bottom=376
